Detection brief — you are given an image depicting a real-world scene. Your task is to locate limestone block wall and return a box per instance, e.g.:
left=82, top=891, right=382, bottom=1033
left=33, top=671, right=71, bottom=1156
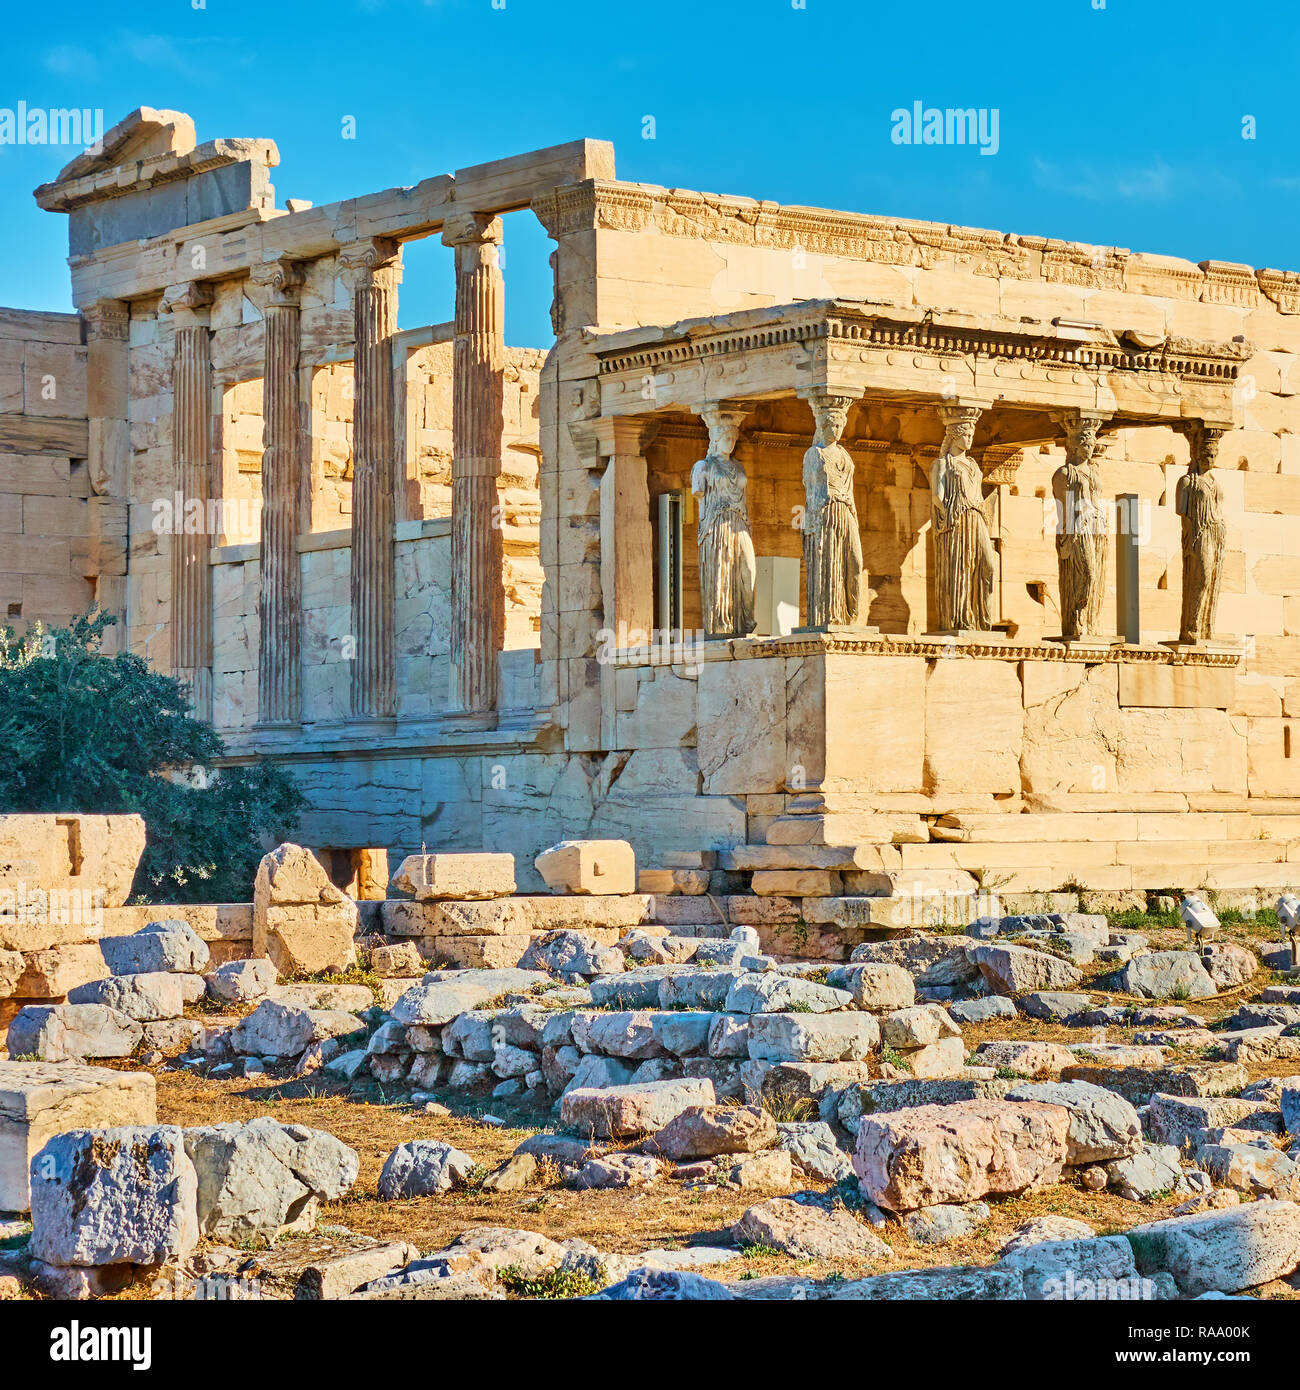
left=0, top=309, right=94, bottom=635
left=212, top=521, right=539, bottom=733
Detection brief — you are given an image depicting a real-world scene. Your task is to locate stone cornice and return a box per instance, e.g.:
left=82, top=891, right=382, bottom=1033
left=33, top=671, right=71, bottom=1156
left=602, top=630, right=1244, bottom=669
left=590, top=300, right=1251, bottom=388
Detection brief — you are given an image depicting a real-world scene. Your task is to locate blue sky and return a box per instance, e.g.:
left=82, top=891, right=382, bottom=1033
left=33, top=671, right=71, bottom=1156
left=0, top=0, right=1295, bottom=346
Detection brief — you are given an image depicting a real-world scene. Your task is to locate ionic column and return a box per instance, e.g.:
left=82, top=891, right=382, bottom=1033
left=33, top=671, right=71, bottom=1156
left=442, top=212, right=506, bottom=718
left=254, top=259, right=306, bottom=727
left=162, top=282, right=214, bottom=719
left=340, top=240, right=402, bottom=720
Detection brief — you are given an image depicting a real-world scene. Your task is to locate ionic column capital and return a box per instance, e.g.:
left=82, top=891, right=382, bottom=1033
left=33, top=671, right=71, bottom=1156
left=160, top=281, right=214, bottom=329
left=338, top=238, right=402, bottom=295
left=251, top=255, right=307, bottom=308
left=440, top=211, right=504, bottom=248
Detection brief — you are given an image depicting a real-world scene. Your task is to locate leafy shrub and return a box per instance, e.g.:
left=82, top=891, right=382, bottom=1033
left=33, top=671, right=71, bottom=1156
left=0, top=610, right=302, bottom=902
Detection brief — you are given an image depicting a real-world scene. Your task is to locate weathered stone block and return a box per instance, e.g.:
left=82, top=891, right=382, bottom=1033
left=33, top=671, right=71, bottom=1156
left=535, top=839, right=636, bottom=895
left=0, top=1061, right=156, bottom=1212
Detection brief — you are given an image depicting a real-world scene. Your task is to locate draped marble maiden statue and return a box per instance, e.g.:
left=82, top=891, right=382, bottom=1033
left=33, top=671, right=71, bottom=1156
left=1052, top=412, right=1109, bottom=640
left=801, top=392, right=863, bottom=626
left=691, top=405, right=757, bottom=638
left=930, top=405, right=996, bottom=632
left=1177, top=424, right=1227, bottom=643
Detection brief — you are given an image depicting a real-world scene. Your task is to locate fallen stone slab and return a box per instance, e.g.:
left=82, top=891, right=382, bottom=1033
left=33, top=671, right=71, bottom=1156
left=392, top=852, right=515, bottom=900
left=824, top=963, right=915, bottom=1012
left=1117, top=951, right=1216, bottom=1000
left=970, top=943, right=1083, bottom=996
left=389, top=969, right=547, bottom=1026
left=726, top=1148, right=793, bottom=1189
left=0, top=1062, right=156, bottom=1212
left=185, top=1117, right=360, bottom=1240
left=99, top=919, right=210, bottom=975
left=1126, top=1200, right=1300, bottom=1296
left=776, top=1121, right=852, bottom=1182
left=593, top=967, right=688, bottom=1009
left=1107, top=1143, right=1186, bottom=1201
left=573, top=1152, right=663, bottom=1189
left=840, top=1077, right=1015, bottom=1131
left=1061, top=1061, right=1248, bottom=1107
left=658, top=969, right=750, bottom=1013
left=761, top=1061, right=871, bottom=1109
left=6, top=1003, right=142, bottom=1061
left=854, top=1100, right=1071, bottom=1212
left=1000, top=1234, right=1149, bottom=1301
left=747, top=1011, right=880, bottom=1063
left=948, top=996, right=1017, bottom=1025
left=378, top=1140, right=477, bottom=1198
left=1148, top=1094, right=1281, bottom=1151
left=204, top=958, right=277, bottom=1005
left=29, top=1125, right=198, bottom=1271
left=904, top=1202, right=988, bottom=1246
left=848, top=935, right=982, bottom=987
left=67, top=971, right=186, bottom=1022
left=1005, top=1081, right=1143, bottom=1165
left=570, top=1010, right=664, bottom=1059
left=228, top=1000, right=364, bottom=1058
left=536, top=839, right=635, bottom=896
left=972, top=1041, right=1076, bottom=1078
left=592, top=1267, right=735, bottom=1300
left=823, top=1264, right=1024, bottom=1300
left=880, top=1003, right=960, bottom=1050
left=520, top=930, right=625, bottom=980
left=295, top=1240, right=419, bottom=1300
left=1065, top=1043, right=1167, bottom=1067
left=269, top=982, right=375, bottom=1013
left=723, top=972, right=852, bottom=1015
left=1001, top=1216, right=1096, bottom=1252
left=561, top=1078, right=717, bottom=1138
left=647, top=1104, right=776, bottom=1160
left=734, top=1197, right=891, bottom=1260
left=1197, top=1143, right=1300, bottom=1200
left=1019, top=991, right=1092, bottom=1023
left=896, top=1035, right=966, bottom=1079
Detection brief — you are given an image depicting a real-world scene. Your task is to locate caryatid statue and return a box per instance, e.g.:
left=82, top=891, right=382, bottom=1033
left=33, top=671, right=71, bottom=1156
left=691, top=405, right=757, bottom=638
left=1177, top=423, right=1227, bottom=643
left=801, top=392, right=863, bottom=627
left=930, top=404, right=996, bottom=632
left=1052, top=411, right=1109, bottom=640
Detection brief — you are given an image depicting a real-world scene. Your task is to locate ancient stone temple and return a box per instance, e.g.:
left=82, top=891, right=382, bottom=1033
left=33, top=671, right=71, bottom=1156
left=5, top=106, right=1299, bottom=906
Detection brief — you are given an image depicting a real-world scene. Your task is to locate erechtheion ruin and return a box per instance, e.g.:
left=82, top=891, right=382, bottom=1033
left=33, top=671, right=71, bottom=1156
left=5, top=106, right=1298, bottom=915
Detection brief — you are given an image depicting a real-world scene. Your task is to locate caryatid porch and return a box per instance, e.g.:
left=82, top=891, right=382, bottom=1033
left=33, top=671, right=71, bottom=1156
left=578, top=298, right=1251, bottom=847
left=585, top=297, right=1249, bottom=647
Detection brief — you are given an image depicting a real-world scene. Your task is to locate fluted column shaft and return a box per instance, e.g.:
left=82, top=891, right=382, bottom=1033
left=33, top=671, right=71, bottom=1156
left=257, top=263, right=304, bottom=726
left=443, top=213, right=506, bottom=717
left=343, top=243, right=401, bottom=719
left=168, top=292, right=214, bottom=720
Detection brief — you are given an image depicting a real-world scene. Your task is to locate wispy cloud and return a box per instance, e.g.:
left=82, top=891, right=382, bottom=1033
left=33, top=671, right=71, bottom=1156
left=43, top=45, right=99, bottom=78
left=1032, top=156, right=1237, bottom=203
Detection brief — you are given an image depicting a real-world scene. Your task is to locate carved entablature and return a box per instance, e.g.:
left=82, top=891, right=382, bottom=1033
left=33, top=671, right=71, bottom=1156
left=1258, top=269, right=1300, bottom=315
left=1199, top=260, right=1262, bottom=308
left=590, top=299, right=1250, bottom=431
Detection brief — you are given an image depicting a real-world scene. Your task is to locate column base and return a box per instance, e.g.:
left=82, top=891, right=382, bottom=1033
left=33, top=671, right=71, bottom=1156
left=923, top=629, right=1011, bottom=641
